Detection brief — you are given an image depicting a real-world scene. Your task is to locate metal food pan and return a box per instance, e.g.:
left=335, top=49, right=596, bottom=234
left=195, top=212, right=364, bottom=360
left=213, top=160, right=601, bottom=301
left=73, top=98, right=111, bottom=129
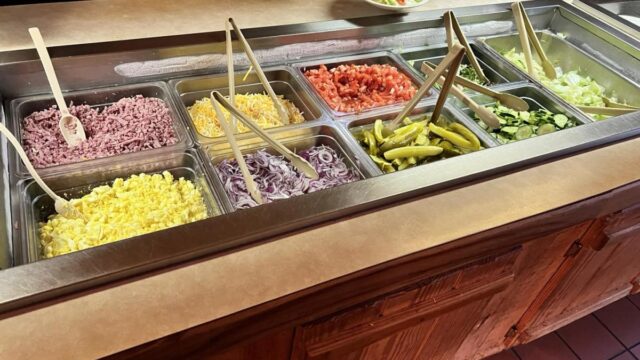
left=454, top=84, right=592, bottom=144
left=480, top=31, right=640, bottom=114
left=14, top=150, right=223, bottom=264
left=399, top=43, right=525, bottom=86
left=293, top=51, right=430, bottom=118
left=346, top=104, right=498, bottom=176
left=8, top=81, right=192, bottom=180
left=201, top=124, right=373, bottom=212
left=169, top=66, right=324, bottom=146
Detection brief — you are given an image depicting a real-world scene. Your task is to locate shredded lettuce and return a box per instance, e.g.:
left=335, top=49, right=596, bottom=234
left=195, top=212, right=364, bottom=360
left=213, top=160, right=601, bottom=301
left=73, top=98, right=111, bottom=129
left=502, top=49, right=615, bottom=120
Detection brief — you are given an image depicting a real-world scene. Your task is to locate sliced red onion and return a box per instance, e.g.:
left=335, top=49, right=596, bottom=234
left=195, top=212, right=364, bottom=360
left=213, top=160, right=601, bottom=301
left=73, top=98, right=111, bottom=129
left=215, top=145, right=360, bottom=209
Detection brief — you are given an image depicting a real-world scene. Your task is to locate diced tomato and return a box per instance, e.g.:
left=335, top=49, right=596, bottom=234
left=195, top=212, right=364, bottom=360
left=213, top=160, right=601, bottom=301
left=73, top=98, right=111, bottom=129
left=304, top=63, right=417, bottom=113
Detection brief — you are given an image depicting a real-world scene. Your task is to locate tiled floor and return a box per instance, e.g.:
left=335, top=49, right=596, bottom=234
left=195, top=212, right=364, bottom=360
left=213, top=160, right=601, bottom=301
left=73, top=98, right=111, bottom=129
left=485, top=293, right=640, bottom=360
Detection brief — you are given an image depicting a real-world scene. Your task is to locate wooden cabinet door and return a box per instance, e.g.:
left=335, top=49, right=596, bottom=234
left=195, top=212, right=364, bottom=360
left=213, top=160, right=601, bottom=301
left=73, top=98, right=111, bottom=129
left=515, top=204, right=640, bottom=342
left=291, top=249, right=520, bottom=360
left=454, top=221, right=591, bottom=360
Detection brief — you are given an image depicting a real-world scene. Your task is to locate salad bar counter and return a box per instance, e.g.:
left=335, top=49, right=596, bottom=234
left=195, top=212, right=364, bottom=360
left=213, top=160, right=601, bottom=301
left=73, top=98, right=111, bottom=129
left=0, top=0, right=639, bottom=358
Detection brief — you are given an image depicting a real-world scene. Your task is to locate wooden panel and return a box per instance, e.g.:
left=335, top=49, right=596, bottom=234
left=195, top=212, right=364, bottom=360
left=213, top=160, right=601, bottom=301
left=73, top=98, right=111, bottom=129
left=291, top=249, right=520, bottom=360
left=197, top=328, right=293, bottom=360
left=454, top=221, right=591, bottom=360
left=516, top=207, right=640, bottom=342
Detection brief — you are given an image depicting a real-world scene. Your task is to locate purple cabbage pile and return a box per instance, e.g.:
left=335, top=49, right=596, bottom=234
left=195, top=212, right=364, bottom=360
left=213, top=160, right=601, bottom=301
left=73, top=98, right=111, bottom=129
left=215, top=145, right=360, bottom=209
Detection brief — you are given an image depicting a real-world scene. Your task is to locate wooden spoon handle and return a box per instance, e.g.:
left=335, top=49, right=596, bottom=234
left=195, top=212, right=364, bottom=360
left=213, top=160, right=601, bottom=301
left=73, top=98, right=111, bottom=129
left=0, top=122, right=60, bottom=201
left=210, top=94, right=263, bottom=205
left=422, top=63, right=500, bottom=128
left=28, top=28, right=69, bottom=115
left=518, top=3, right=545, bottom=63
left=431, top=50, right=465, bottom=122
left=229, top=18, right=290, bottom=125
left=445, top=11, right=455, bottom=51
left=213, top=91, right=319, bottom=180
left=511, top=3, right=535, bottom=78
left=577, top=106, right=637, bottom=116
left=518, top=2, right=556, bottom=79
left=422, top=62, right=529, bottom=111
left=389, top=43, right=465, bottom=128
left=225, top=21, right=237, bottom=131
left=448, top=11, right=490, bottom=85
left=422, top=61, right=497, bottom=97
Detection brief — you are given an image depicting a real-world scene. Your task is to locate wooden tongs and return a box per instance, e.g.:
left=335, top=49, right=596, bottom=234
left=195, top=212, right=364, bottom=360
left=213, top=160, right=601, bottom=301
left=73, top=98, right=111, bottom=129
left=444, top=11, right=490, bottom=85
left=211, top=91, right=319, bottom=205
left=421, top=61, right=529, bottom=111
left=511, top=2, right=557, bottom=79
left=225, top=17, right=291, bottom=130
left=384, top=43, right=466, bottom=133
left=421, top=62, right=501, bottom=129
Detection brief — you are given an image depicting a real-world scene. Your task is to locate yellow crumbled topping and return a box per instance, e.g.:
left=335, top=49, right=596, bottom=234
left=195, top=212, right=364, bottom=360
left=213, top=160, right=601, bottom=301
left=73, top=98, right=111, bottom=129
left=39, top=171, right=208, bottom=258
left=187, top=93, right=305, bottom=138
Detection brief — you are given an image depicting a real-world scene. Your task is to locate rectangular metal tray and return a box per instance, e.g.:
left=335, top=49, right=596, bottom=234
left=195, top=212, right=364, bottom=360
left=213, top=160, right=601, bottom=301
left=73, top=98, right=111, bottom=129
left=8, top=81, right=193, bottom=179
left=480, top=31, right=640, bottom=118
left=293, top=51, right=429, bottom=118
left=13, top=150, right=223, bottom=264
left=399, top=43, right=525, bottom=86
left=202, top=124, right=374, bottom=212
left=454, top=84, right=593, bottom=144
left=345, top=103, right=498, bottom=176
left=169, top=66, right=325, bottom=146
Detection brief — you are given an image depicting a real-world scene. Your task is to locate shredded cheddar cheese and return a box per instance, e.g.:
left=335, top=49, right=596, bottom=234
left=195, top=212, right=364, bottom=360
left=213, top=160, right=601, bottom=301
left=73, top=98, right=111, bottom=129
left=187, top=93, right=305, bottom=138
left=39, top=172, right=208, bottom=258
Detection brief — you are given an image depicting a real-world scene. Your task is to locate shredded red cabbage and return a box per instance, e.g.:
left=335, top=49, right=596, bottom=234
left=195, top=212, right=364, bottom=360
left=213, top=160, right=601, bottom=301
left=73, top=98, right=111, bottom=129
left=215, top=145, right=360, bottom=209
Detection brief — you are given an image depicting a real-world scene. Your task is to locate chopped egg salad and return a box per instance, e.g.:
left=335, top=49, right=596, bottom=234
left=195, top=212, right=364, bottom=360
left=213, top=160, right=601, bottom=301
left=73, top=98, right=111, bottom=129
left=187, top=93, right=305, bottom=138
left=39, top=171, right=209, bottom=258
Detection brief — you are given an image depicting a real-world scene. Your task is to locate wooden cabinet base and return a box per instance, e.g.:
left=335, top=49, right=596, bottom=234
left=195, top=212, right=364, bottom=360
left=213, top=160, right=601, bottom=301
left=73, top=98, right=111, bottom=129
left=110, top=181, right=640, bottom=360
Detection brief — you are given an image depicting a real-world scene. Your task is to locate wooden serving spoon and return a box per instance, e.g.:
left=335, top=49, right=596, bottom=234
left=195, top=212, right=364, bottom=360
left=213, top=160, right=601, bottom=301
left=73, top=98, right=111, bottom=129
left=28, top=27, right=86, bottom=147
left=422, top=61, right=530, bottom=111
left=0, top=123, right=83, bottom=219
left=212, top=91, right=319, bottom=180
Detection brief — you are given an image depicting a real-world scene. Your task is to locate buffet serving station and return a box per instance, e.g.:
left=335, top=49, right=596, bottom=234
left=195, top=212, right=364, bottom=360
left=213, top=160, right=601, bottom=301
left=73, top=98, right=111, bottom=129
left=0, top=0, right=639, bottom=358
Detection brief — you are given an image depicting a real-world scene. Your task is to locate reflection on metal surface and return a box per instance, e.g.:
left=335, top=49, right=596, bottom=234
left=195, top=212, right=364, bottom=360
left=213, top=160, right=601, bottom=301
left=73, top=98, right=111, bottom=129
left=582, top=0, right=640, bottom=32
left=0, top=0, right=638, bottom=314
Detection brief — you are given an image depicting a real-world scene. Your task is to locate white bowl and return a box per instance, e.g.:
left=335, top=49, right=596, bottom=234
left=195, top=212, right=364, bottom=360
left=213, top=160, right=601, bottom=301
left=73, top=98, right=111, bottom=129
left=363, top=0, right=428, bottom=12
